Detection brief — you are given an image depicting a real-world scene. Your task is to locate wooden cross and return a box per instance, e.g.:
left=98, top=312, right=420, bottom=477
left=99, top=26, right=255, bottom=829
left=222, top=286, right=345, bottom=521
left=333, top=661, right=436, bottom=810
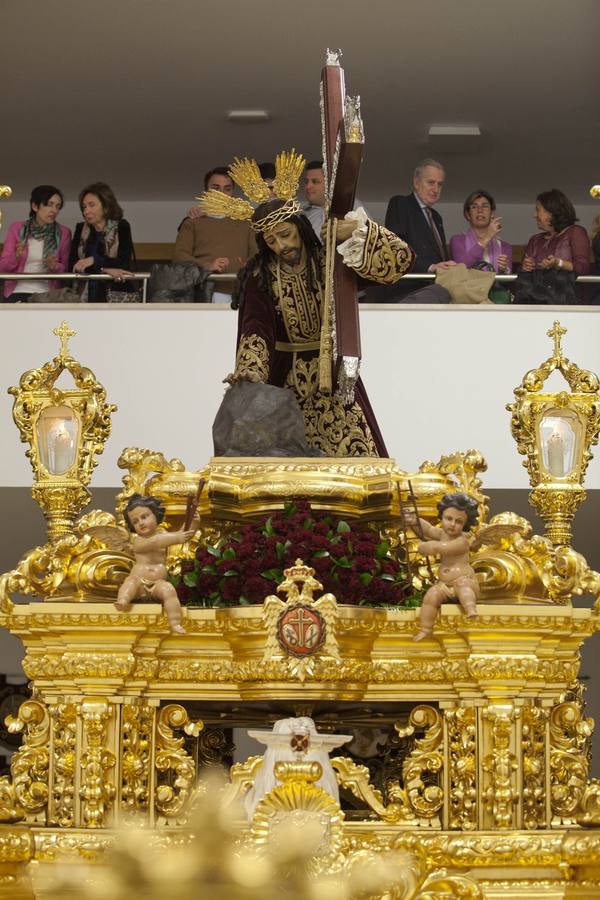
left=320, top=49, right=364, bottom=401
left=547, top=320, right=567, bottom=360
left=53, top=321, right=77, bottom=360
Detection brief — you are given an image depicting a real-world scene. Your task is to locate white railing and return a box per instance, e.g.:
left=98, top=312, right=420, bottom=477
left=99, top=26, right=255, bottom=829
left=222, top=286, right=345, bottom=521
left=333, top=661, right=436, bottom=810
left=1, top=272, right=151, bottom=301
left=1, top=272, right=599, bottom=304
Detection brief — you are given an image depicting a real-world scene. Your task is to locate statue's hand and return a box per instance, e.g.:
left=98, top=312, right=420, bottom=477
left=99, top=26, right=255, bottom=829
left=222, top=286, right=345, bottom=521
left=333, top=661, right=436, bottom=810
left=334, top=217, right=358, bottom=242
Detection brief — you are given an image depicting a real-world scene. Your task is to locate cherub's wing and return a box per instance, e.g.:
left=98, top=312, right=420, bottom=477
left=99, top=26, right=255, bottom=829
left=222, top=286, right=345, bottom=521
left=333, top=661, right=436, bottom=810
left=470, top=523, right=523, bottom=552
left=86, top=525, right=134, bottom=557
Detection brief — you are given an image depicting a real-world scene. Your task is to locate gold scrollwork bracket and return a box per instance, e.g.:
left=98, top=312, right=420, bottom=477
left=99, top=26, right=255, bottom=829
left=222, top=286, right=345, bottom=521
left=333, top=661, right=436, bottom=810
left=0, top=699, right=50, bottom=824
left=418, top=449, right=490, bottom=523
left=116, top=447, right=207, bottom=523
left=155, top=704, right=204, bottom=821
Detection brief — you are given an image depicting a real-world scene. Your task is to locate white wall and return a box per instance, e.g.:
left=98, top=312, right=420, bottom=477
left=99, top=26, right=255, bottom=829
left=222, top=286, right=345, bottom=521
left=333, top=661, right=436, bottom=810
left=1, top=305, right=599, bottom=490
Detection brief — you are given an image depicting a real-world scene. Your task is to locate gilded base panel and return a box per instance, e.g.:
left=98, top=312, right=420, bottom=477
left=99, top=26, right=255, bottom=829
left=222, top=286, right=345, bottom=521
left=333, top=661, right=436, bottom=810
left=0, top=826, right=599, bottom=899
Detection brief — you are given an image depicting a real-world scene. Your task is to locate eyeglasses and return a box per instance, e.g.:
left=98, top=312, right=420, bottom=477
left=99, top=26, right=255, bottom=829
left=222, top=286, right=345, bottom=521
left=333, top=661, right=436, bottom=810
left=469, top=203, right=492, bottom=211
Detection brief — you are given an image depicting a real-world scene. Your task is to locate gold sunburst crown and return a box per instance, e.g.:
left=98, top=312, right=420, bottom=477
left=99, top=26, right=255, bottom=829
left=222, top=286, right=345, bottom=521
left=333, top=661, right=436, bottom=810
left=197, top=149, right=305, bottom=233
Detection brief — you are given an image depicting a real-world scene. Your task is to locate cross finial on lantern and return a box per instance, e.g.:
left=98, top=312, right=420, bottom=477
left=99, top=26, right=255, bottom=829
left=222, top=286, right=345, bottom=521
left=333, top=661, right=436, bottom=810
left=53, top=321, right=77, bottom=360
left=547, top=320, right=567, bottom=361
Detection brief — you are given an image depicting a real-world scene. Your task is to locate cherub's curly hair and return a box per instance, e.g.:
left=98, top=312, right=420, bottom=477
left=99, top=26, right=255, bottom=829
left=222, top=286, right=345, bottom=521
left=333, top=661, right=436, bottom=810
left=437, top=492, right=479, bottom=532
left=124, top=493, right=165, bottom=531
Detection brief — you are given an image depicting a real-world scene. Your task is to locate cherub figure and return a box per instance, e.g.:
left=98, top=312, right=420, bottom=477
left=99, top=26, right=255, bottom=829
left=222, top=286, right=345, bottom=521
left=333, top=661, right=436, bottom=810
left=411, top=492, right=480, bottom=641
left=114, top=493, right=197, bottom=634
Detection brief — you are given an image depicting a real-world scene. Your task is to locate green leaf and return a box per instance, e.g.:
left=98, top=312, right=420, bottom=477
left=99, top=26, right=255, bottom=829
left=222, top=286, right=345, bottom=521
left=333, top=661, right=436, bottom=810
left=381, top=573, right=395, bottom=582
left=222, top=547, right=237, bottom=561
left=222, top=570, right=240, bottom=577
left=238, top=595, right=251, bottom=606
left=359, top=572, right=374, bottom=586
left=183, top=571, right=198, bottom=587
left=201, top=564, right=217, bottom=575
left=332, top=555, right=352, bottom=569
left=261, top=568, right=283, bottom=582
left=303, top=518, right=314, bottom=531
left=284, top=502, right=297, bottom=518
left=313, top=550, right=330, bottom=558
left=336, top=520, right=351, bottom=533
left=276, top=541, right=286, bottom=561
left=263, top=516, right=275, bottom=536
left=375, top=541, right=390, bottom=558
left=206, top=544, right=221, bottom=558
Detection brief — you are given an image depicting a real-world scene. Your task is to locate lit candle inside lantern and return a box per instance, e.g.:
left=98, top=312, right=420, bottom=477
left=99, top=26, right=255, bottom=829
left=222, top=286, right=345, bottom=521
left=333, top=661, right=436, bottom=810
left=546, top=430, right=565, bottom=477
left=50, top=426, right=74, bottom=475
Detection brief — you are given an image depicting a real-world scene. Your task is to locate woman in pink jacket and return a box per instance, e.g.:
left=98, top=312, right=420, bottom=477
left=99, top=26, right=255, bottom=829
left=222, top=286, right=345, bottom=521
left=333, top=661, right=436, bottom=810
left=0, top=185, right=71, bottom=301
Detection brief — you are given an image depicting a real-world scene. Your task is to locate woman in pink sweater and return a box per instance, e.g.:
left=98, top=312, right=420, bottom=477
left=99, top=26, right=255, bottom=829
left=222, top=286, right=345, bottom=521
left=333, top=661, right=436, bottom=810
left=0, top=185, right=71, bottom=301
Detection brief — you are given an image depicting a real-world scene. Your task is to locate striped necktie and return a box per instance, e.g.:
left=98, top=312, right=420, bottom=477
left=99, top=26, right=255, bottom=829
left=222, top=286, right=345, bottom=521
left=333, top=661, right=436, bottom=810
left=424, top=206, right=446, bottom=261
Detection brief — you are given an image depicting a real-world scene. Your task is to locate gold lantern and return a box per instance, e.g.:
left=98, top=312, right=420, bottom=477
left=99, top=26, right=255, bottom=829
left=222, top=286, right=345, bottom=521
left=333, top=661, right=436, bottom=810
left=8, top=322, right=116, bottom=541
left=0, top=184, right=11, bottom=230
left=507, top=321, right=600, bottom=545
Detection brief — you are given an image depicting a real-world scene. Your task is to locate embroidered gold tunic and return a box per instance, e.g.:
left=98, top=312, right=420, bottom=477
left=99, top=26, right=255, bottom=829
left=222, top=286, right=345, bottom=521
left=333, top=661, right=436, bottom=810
left=230, top=219, right=412, bottom=456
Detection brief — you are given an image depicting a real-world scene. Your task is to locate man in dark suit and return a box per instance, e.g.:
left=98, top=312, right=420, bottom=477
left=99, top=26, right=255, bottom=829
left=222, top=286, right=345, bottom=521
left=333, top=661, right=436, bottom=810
left=385, top=158, right=456, bottom=301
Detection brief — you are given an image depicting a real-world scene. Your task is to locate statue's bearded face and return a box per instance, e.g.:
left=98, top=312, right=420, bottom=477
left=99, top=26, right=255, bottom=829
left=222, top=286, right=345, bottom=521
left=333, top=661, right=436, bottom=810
left=263, top=221, right=305, bottom=270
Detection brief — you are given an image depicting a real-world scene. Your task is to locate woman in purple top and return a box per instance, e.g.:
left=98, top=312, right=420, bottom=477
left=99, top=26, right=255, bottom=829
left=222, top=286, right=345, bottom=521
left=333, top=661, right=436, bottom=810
left=449, top=190, right=512, bottom=273
left=521, top=189, right=591, bottom=275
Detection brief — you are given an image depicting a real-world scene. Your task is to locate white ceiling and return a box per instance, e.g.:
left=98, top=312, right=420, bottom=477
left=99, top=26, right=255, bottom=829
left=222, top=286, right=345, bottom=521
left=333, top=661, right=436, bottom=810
left=2, top=0, right=599, bottom=204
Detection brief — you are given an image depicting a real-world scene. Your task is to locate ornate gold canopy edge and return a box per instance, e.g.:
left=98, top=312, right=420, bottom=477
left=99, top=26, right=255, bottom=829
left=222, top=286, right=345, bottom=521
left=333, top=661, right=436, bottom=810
left=2, top=448, right=598, bottom=615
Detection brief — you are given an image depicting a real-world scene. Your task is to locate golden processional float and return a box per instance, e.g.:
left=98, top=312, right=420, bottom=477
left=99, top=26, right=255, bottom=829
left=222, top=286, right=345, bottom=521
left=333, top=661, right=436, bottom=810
left=1, top=315, right=600, bottom=900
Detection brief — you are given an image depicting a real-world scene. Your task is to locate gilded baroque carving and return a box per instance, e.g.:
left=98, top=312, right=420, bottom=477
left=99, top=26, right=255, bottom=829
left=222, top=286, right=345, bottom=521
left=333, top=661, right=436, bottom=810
left=417, top=449, right=489, bottom=522
left=446, top=706, right=477, bottom=831
left=550, top=688, right=593, bottom=824
left=49, top=702, right=77, bottom=828
left=521, top=704, right=549, bottom=829
left=261, top=560, right=340, bottom=681
left=482, top=705, right=519, bottom=828
left=0, top=699, right=50, bottom=824
left=23, top=652, right=135, bottom=681
left=78, top=699, right=116, bottom=828
left=120, top=702, right=155, bottom=818
left=395, top=705, right=444, bottom=821
left=155, top=704, right=203, bottom=821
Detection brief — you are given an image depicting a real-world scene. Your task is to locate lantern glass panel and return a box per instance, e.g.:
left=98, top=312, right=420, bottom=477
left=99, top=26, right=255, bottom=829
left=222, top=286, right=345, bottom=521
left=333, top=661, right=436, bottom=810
left=36, top=406, right=79, bottom=475
left=539, top=410, right=581, bottom=478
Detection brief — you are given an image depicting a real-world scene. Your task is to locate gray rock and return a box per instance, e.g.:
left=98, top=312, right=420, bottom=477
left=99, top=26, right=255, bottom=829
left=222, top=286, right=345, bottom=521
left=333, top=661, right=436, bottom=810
left=213, top=382, right=323, bottom=457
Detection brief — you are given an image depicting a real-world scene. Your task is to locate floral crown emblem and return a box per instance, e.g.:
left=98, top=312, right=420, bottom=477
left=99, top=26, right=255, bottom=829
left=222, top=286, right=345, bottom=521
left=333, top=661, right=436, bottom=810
left=197, top=149, right=305, bottom=233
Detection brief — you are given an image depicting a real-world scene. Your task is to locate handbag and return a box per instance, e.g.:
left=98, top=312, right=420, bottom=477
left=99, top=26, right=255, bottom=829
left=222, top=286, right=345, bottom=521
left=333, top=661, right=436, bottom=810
left=26, top=287, right=83, bottom=303
left=471, top=261, right=513, bottom=304
left=435, top=263, right=495, bottom=304
left=513, top=269, right=578, bottom=305
left=105, top=239, right=142, bottom=302
left=107, top=286, right=142, bottom=303
left=147, top=262, right=207, bottom=301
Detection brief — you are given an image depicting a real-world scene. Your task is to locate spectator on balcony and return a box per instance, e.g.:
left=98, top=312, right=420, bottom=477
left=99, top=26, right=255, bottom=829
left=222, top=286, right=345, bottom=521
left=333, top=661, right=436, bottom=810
left=521, top=190, right=591, bottom=276
left=449, top=190, right=512, bottom=273
left=384, top=158, right=455, bottom=302
left=174, top=166, right=256, bottom=302
left=69, top=182, right=134, bottom=302
left=515, top=189, right=591, bottom=305
left=302, top=159, right=367, bottom=241
left=0, top=185, right=71, bottom=301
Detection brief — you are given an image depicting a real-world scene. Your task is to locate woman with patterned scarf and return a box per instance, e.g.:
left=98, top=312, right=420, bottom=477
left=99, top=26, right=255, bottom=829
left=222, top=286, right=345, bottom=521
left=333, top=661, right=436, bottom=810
left=0, top=185, right=71, bottom=301
left=69, top=182, right=134, bottom=302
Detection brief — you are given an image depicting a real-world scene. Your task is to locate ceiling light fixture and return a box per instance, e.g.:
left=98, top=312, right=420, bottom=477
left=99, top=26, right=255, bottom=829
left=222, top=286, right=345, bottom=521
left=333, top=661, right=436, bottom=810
left=227, top=110, right=270, bottom=123
left=428, top=124, right=481, bottom=137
